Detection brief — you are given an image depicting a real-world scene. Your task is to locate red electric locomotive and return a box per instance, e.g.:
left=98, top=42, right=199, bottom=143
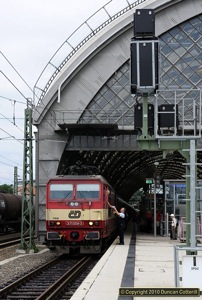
left=46, top=175, right=121, bottom=254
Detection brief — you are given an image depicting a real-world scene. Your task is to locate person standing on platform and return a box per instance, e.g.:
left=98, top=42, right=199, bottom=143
left=156, top=210, right=161, bottom=235
left=107, top=200, right=126, bottom=245
left=146, top=210, right=153, bottom=233
left=170, top=213, right=177, bottom=239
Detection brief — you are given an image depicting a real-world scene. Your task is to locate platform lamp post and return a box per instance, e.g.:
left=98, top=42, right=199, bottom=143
left=153, top=161, right=159, bottom=237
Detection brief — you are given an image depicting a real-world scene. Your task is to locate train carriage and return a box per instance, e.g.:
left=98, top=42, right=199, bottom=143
left=46, top=175, right=120, bottom=254
left=0, top=193, right=22, bottom=232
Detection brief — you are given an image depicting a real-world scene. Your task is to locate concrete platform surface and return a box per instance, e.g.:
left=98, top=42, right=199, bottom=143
left=70, top=228, right=202, bottom=300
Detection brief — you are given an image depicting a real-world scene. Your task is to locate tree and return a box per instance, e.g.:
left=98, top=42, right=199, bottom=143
left=0, top=184, right=13, bottom=193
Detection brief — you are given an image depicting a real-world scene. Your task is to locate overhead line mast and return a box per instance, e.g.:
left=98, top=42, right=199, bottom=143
left=19, top=99, right=36, bottom=252
left=0, top=51, right=36, bottom=252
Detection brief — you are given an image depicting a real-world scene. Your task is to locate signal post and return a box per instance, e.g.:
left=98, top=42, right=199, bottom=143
left=130, top=9, right=202, bottom=289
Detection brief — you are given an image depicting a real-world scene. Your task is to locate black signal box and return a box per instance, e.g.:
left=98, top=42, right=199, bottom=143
left=130, top=39, right=159, bottom=95
left=134, top=9, right=155, bottom=36
left=134, top=103, right=154, bottom=129
left=158, top=104, right=179, bottom=128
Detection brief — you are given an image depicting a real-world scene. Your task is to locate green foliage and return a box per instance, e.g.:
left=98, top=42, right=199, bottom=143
left=33, top=245, right=39, bottom=253
left=0, top=184, right=13, bottom=194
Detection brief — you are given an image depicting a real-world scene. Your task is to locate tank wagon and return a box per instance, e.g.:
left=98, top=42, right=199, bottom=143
left=0, top=193, right=22, bottom=232
left=46, top=175, right=132, bottom=254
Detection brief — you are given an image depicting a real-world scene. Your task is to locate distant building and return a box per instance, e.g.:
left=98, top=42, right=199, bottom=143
left=18, top=181, right=36, bottom=197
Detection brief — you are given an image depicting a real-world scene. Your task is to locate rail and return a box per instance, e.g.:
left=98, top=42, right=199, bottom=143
left=0, top=255, right=93, bottom=299
left=33, top=0, right=148, bottom=106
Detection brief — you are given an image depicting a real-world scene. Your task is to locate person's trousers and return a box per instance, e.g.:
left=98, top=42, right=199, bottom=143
left=119, top=227, right=124, bottom=244
left=171, top=226, right=177, bottom=239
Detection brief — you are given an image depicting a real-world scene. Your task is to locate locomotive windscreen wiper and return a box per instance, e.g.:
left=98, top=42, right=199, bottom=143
left=59, top=191, right=72, bottom=202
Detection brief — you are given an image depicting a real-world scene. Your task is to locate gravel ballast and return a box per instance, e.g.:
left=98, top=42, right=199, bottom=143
left=0, top=245, right=58, bottom=288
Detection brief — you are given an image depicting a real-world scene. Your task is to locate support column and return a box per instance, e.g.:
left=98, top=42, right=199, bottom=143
left=190, top=140, right=196, bottom=248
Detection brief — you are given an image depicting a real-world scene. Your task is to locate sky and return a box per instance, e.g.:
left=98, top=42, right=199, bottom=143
left=0, top=0, right=111, bottom=185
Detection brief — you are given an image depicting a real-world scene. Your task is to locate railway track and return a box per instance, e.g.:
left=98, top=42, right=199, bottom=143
left=0, top=254, right=98, bottom=299
left=0, top=236, right=31, bottom=250
left=0, top=228, right=15, bottom=236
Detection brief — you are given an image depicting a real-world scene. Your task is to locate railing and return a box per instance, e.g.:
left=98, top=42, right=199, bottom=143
left=53, top=108, right=135, bottom=130
left=33, top=0, right=148, bottom=106
left=52, top=88, right=202, bottom=133
left=54, top=108, right=134, bottom=122
left=155, top=89, right=202, bottom=139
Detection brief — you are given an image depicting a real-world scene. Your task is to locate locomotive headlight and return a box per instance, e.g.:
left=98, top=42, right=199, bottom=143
left=89, top=221, right=93, bottom=226
left=94, top=221, right=99, bottom=226
left=56, top=221, right=61, bottom=226
left=50, top=221, right=55, bottom=226
left=70, top=202, right=79, bottom=206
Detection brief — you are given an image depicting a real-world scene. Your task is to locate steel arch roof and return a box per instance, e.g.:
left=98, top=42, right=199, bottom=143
left=33, top=0, right=193, bottom=125
left=57, top=149, right=189, bottom=201
left=33, top=0, right=202, bottom=243
left=34, top=0, right=202, bottom=200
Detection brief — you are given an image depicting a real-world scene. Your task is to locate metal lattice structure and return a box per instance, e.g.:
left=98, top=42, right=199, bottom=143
left=56, top=15, right=202, bottom=199
left=33, top=0, right=202, bottom=242
left=20, top=108, right=35, bottom=251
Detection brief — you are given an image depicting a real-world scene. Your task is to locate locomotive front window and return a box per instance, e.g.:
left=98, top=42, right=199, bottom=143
left=50, top=184, right=73, bottom=200
left=76, top=184, right=100, bottom=200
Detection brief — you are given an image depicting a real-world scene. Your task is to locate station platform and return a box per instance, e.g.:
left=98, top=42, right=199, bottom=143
left=71, top=221, right=202, bottom=300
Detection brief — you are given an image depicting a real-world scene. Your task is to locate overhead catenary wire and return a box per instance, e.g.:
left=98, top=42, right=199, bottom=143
left=0, top=71, right=30, bottom=103
left=0, top=160, right=22, bottom=169
left=0, top=95, right=26, bottom=105
left=0, top=161, right=23, bottom=182
left=0, top=51, right=34, bottom=96
left=0, top=55, right=37, bottom=185
left=0, top=128, right=24, bottom=144
left=0, top=154, right=23, bottom=169
left=0, top=112, right=23, bottom=132
left=0, top=51, right=69, bottom=185
left=0, top=176, right=14, bottom=183
left=0, top=54, right=70, bottom=138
